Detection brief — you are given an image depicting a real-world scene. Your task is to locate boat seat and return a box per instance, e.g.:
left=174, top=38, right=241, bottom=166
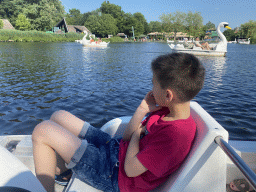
left=66, top=101, right=229, bottom=192
left=0, top=143, right=46, bottom=192
left=193, top=45, right=202, bottom=50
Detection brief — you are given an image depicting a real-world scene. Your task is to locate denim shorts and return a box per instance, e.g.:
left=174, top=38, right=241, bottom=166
left=66, top=122, right=121, bottom=192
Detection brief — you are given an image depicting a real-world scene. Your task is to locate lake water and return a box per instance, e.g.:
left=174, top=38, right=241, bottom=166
left=0, top=42, right=255, bottom=140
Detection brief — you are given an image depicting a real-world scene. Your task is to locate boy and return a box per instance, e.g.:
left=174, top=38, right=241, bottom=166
left=32, top=53, right=205, bottom=192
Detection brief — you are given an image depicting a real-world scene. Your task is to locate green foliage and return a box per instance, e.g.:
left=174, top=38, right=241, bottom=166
left=148, top=21, right=162, bottom=32
left=160, top=11, right=187, bottom=34
left=15, top=14, right=31, bottom=31
left=0, top=0, right=65, bottom=31
left=65, top=9, right=85, bottom=26
left=239, top=20, right=256, bottom=38
left=85, top=14, right=118, bottom=37
left=185, top=11, right=203, bottom=38
left=0, top=19, right=3, bottom=29
left=103, top=36, right=123, bottom=43
left=223, top=29, right=236, bottom=41
left=205, top=21, right=216, bottom=30
left=0, top=30, right=84, bottom=42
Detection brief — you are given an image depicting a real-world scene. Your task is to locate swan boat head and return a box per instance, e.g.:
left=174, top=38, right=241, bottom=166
left=82, top=30, right=92, bottom=44
left=215, top=22, right=232, bottom=52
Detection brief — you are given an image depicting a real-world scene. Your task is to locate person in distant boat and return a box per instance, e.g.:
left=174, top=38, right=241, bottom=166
left=194, top=37, right=212, bottom=50
left=183, top=38, right=193, bottom=49
left=32, top=53, right=205, bottom=192
left=97, top=38, right=102, bottom=44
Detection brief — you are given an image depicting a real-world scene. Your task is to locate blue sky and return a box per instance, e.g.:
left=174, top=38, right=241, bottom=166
left=60, top=0, right=256, bottom=29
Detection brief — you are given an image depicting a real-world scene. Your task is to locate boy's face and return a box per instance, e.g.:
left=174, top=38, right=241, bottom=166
left=152, top=74, right=167, bottom=107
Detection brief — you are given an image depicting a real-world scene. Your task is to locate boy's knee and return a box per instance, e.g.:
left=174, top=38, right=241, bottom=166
left=32, top=120, right=52, bottom=143
left=50, top=110, right=67, bottom=122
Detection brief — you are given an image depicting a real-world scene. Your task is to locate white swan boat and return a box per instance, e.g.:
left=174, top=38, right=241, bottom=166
left=168, top=22, right=232, bottom=57
left=238, top=38, right=250, bottom=45
left=167, top=40, right=174, bottom=43
left=0, top=101, right=256, bottom=192
left=232, top=38, right=237, bottom=44
left=81, top=31, right=109, bottom=48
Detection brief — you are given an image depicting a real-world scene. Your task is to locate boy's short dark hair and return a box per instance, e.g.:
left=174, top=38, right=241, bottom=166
left=151, top=53, right=205, bottom=102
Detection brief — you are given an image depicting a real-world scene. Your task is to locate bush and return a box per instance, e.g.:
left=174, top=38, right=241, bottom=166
left=0, top=29, right=84, bottom=42
left=103, top=36, right=124, bottom=43
left=0, top=19, right=3, bottom=29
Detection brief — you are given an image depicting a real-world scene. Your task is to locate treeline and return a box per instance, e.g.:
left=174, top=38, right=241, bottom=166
left=0, top=0, right=65, bottom=31
left=0, top=0, right=255, bottom=43
left=223, top=20, right=256, bottom=43
left=0, top=0, right=210, bottom=38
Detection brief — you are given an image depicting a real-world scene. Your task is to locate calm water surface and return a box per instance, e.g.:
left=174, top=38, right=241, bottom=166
left=0, top=42, right=255, bottom=140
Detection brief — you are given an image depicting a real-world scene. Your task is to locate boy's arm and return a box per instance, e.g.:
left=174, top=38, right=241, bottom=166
left=122, top=106, right=147, bottom=141
left=122, top=91, right=161, bottom=142
left=124, top=128, right=148, bottom=177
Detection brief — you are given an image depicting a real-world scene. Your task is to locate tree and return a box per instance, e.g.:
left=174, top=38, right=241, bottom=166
left=148, top=21, right=162, bottom=32
left=15, top=14, right=31, bottom=30
left=133, top=12, right=149, bottom=34
left=185, top=11, right=203, bottom=38
left=205, top=21, right=216, bottom=30
left=120, top=13, right=144, bottom=37
left=98, top=14, right=118, bottom=37
left=85, top=14, right=118, bottom=37
left=0, top=0, right=65, bottom=31
left=223, top=29, right=236, bottom=41
left=65, top=9, right=83, bottom=25
left=100, top=1, right=123, bottom=32
left=160, top=11, right=186, bottom=39
left=0, top=19, right=3, bottom=29
left=239, top=20, right=256, bottom=38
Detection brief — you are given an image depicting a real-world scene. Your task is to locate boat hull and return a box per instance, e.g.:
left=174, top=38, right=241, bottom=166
left=83, top=43, right=109, bottom=48
left=169, top=45, right=226, bottom=56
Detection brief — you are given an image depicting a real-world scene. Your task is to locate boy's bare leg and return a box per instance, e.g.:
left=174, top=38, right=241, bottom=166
left=50, top=110, right=86, bottom=175
left=32, top=120, right=82, bottom=192
left=50, top=110, right=85, bottom=137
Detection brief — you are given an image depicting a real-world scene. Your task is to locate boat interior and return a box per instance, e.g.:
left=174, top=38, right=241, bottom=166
left=0, top=101, right=256, bottom=192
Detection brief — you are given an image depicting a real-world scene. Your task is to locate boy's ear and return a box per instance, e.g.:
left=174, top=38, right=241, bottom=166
left=166, top=89, right=173, bottom=102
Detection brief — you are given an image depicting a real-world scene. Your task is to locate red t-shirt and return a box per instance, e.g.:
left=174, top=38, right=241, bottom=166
left=118, top=107, right=196, bottom=192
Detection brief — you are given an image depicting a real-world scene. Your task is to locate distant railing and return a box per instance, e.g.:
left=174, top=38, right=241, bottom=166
left=215, top=136, right=256, bottom=190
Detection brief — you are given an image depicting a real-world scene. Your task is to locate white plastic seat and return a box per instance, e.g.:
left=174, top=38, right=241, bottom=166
left=66, top=101, right=229, bottom=192
left=0, top=144, right=46, bottom=192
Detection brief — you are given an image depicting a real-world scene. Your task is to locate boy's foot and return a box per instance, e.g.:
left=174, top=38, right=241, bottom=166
left=55, top=169, right=72, bottom=186
left=226, top=179, right=255, bottom=192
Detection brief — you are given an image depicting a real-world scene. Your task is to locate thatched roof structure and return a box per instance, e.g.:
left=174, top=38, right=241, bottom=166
left=1, top=19, right=15, bottom=30
left=55, top=18, right=90, bottom=34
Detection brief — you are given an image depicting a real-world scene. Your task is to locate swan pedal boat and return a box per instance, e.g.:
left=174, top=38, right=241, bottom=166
left=168, top=22, right=232, bottom=57
left=80, top=31, right=109, bottom=48
left=0, top=101, right=256, bottom=192
left=238, top=38, right=250, bottom=45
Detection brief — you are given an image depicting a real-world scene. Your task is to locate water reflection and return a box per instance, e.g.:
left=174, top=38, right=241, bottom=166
left=202, top=57, right=227, bottom=89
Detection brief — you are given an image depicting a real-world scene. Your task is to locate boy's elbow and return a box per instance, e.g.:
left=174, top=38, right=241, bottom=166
left=125, top=167, right=136, bottom=177
left=124, top=162, right=137, bottom=177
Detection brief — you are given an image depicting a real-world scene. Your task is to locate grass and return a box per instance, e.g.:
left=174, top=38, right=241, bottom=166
left=0, top=30, right=84, bottom=42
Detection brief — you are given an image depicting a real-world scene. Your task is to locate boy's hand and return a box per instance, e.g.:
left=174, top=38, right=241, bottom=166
left=139, top=91, right=162, bottom=114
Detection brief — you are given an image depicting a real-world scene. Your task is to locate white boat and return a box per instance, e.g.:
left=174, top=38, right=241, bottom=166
left=232, top=38, right=237, bottom=44
left=167, top=40, right=174, bottom=43
left=0, top=101, right=256, bottom=192
left=168, top=22, right=232, bottom=57
left=238, top=38, right=250, bottom=45
left=75, top=40, right=83, bottom=44
left=81, top=31, right=109, bottom=48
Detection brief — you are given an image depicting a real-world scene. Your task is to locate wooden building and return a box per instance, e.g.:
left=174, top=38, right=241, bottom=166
left=54, top=18, right=90, bottom=34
